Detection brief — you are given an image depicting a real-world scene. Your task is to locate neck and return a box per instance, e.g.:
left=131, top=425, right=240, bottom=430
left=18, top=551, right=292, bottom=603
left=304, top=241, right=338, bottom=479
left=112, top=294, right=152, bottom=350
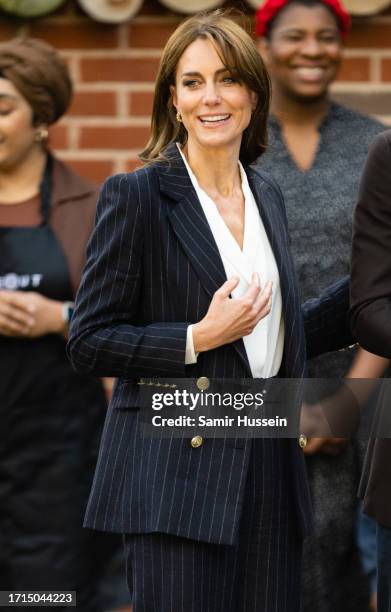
left=0, top=147, right=47, bottom=204
left=271, top=87, right=330, bottom=127
left=183, top=140, right=241, bottom=198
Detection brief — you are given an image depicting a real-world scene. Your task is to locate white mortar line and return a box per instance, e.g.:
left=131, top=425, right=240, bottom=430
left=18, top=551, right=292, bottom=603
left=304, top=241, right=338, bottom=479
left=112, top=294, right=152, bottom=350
left=62, top=49, right=163, bottom=58
left=60, top=117, right=150, bottom=126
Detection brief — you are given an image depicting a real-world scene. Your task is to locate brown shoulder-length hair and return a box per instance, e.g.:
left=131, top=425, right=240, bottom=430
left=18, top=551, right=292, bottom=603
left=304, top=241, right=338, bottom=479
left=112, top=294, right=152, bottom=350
left=140, top=10, right=271, bottom=166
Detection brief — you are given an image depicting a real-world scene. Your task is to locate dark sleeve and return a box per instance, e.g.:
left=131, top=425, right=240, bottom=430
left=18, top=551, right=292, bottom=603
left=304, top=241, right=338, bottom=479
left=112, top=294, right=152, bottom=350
left=303, top=275, right=353, bottom=359
left=350, top=132, right=391, bottom=358
left=67, top=173, right=187, bottom=378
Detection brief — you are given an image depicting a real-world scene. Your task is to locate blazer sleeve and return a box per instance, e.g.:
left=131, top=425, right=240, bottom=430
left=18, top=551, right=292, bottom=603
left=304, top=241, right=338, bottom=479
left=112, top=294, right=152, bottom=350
left=350, top=132, right=391, bottom=359
left=302, top=275, right=353, bottom=359
left=67, top=172, right=188, bottom=378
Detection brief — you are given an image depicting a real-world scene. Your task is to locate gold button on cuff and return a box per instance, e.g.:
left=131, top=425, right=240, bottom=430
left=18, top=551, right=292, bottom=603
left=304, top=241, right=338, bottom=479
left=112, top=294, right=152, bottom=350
left=298, top=434, right=307, bottom=449
left=196, top=376, right=210, bottom=391
left=191, top=435, right=203, bottom=448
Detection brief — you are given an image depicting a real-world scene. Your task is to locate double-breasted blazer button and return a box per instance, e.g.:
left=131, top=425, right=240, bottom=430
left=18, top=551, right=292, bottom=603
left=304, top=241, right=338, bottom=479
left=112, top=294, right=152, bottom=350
left=298, top=434, right=307, bottom=450
left=191, top=435, right=203, bottom=448
left=196, top=376, right=210, bottom=391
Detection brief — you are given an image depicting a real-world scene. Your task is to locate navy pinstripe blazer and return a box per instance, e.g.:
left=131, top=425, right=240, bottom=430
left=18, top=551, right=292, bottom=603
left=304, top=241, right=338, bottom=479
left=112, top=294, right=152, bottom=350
left=68, top=143, right=351, bottom=545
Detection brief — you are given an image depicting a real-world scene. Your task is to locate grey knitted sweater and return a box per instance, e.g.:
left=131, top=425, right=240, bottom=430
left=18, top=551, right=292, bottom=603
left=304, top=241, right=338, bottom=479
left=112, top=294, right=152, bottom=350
left=258, top=102, right=385, bottom=377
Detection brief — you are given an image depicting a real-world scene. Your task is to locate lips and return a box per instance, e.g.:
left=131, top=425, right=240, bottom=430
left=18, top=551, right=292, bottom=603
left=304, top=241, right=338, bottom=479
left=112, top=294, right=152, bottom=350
left=199, top=114, right=231, bottom=124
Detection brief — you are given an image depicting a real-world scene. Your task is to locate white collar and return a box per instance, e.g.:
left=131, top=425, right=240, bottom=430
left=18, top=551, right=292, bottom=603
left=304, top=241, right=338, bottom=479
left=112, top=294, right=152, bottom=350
left=176, top=143, right=263, bottom=284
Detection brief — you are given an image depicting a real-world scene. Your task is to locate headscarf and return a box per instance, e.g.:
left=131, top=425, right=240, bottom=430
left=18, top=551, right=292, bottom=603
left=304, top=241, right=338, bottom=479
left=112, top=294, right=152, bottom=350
left=0, top=37, right=72, bottom=125
left=256, top=0, right=351, bottom=39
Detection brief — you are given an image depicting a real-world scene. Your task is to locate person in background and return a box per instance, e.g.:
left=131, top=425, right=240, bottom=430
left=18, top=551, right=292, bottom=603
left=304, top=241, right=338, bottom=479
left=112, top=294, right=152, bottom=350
left=351, top=129, right=391, bottom=612
left=256, top=1, right=386, bottom=610
left=0, top=38, right=129, bottom=611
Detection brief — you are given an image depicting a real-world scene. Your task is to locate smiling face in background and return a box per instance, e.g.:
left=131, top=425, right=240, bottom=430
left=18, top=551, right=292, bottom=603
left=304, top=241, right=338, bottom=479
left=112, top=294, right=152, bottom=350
left=260, top=3, right=342, bottom=103
left=171, top=37, right=257, bottom=158
left=0, top=78, right=41, bottom=171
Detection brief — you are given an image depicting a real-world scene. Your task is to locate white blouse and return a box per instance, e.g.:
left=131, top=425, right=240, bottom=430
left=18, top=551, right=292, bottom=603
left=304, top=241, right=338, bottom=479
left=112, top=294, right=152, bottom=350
left=179, top=144, right=284, bottom=378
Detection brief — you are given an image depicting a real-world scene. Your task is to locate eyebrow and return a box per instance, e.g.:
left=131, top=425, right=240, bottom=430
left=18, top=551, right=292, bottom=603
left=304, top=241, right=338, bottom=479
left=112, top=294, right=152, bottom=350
left=278, top=26, right=339, bottom=33
left=180, top=68, right=231, bottom=78
left=0, top=94, right=18, bottom=101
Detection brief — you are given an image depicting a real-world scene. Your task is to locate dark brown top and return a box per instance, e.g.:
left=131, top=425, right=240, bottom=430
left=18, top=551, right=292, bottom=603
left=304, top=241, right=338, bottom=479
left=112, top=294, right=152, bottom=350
left=0, top=158, right=100, bottom=296
left=0, top=194, right=41, bottom=227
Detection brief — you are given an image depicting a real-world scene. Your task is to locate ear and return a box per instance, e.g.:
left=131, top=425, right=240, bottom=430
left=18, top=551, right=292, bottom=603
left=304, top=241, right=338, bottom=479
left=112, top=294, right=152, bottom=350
left=250, top=91, right=258, bottom=112
left=257, top=37, right=272, bottom=66
left=169, top=84, right=178, bottom=110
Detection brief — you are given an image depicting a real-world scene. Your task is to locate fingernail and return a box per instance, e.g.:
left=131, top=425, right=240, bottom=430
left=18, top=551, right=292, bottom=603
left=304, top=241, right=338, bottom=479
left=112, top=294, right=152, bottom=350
left=27, top=304, right=36, bottom=313
left=28, top=318, right=35, bottom=326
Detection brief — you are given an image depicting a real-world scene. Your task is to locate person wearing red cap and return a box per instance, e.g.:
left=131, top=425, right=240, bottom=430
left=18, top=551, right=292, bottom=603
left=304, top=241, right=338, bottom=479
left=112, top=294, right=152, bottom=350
left=256, top=1, right=386, bottom=611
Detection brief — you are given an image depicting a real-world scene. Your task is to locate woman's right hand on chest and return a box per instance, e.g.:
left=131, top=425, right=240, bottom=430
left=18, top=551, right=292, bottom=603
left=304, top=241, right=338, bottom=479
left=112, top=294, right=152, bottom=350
left=192, top=273, right=272, bottom=353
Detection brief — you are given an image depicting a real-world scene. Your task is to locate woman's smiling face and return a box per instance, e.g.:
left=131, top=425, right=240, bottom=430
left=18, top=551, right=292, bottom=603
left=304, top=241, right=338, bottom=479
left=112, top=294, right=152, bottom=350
left=171, top=37, right=257, bottom=156
left=260, top=3, right=342, bottom=102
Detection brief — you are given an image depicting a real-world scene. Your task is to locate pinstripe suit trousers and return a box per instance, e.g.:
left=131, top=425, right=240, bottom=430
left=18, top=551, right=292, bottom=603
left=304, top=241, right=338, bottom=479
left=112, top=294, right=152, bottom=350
left=124, top=438, right=302, bottom=612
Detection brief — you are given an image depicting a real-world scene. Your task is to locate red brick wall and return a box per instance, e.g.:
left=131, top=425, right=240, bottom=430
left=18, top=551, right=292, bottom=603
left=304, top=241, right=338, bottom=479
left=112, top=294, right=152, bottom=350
left=0, top=0, right=390, bottom=184
left=333, top=9, right=391, bottom=123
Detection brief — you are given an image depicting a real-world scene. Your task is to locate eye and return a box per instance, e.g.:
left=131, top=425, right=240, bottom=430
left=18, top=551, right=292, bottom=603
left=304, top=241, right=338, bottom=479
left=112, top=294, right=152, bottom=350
left=284, top=34, right=302, bottom=42
left=0, top=106, right=14, bottom=116
left=183, top=79, right=199, bottom=88
left=222, top=75, right=236, bottom=84
left=319, top=34, right=340, bottom=43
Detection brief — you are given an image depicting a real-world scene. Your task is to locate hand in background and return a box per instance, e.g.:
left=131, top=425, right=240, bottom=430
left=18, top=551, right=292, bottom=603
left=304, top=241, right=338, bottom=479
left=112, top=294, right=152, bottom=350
left=300, top=400, right=348, bottom=456
left=0, top=290, right=66, bottom=338
left=304, top=436, right=349, bottom=456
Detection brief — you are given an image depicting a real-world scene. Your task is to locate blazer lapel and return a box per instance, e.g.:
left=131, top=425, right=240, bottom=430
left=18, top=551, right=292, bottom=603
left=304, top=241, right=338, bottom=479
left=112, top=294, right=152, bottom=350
left=246, top=169, right=287, bottom=283
left=157, top=143, right=252, bottom=376
left=246, top=166, right=305, bottom=377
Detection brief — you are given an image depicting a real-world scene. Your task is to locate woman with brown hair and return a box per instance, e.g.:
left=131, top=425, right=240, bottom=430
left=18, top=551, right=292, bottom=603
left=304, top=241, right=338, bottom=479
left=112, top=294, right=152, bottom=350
left=68, top=11, right=351, bottom=611
left=0, top=38, right=128, bottom=610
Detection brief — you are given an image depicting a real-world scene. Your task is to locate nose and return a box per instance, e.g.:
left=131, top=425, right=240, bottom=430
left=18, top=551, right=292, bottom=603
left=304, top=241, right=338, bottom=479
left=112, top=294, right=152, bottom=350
left=202, top=81, right=221, bottom=106
left=300, top=35, right=323, bottom=57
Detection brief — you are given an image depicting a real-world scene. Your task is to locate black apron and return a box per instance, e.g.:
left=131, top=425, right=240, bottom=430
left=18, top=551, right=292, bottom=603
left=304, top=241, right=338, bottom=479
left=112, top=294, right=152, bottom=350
left=0, top=158, right=115, bottom=610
